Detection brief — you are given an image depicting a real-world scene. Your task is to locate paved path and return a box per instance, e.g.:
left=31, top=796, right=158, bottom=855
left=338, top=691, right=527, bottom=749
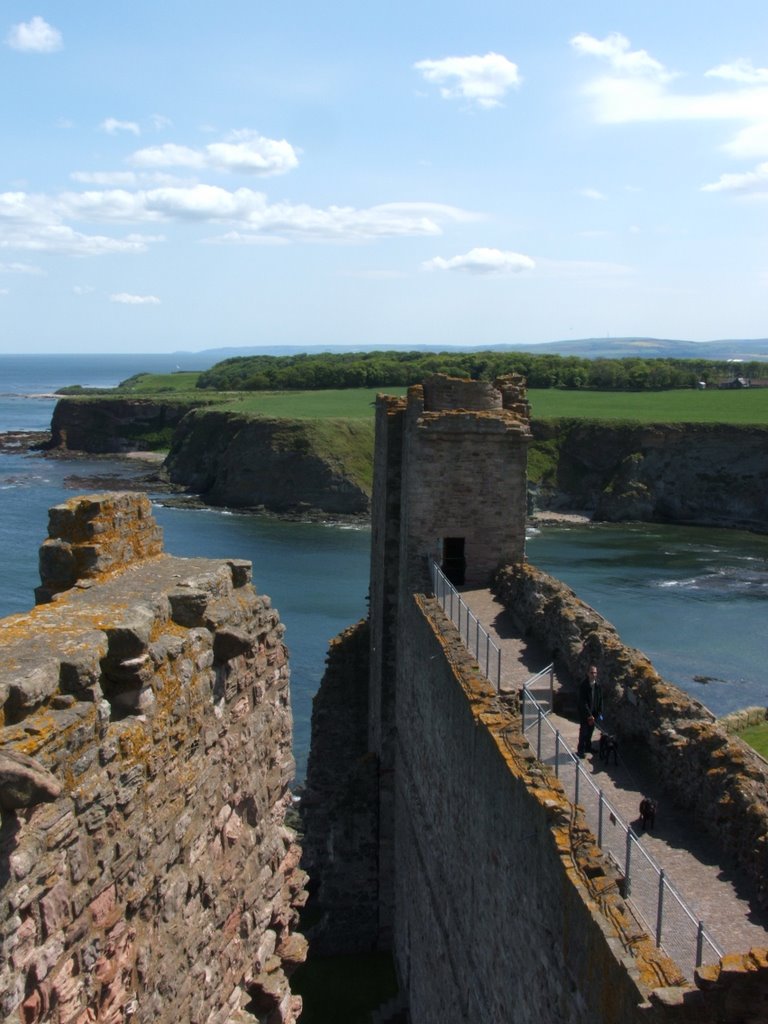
left=461, top=587, right=768, bottom=967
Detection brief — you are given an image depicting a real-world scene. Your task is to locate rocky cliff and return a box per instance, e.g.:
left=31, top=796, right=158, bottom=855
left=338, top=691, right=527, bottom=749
left=0, top=493, right=307, bottom=1024
left=48, top=397, right=204, bottom=453
left=163, top=409, right=371, bottom=515
left=532, top=420, right=768, bottom=530
left=47, top=397, right=768, bottom=528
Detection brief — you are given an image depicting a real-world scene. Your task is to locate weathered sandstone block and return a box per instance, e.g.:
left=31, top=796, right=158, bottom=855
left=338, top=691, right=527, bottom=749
left=0, top=493, right=306, bottom=1024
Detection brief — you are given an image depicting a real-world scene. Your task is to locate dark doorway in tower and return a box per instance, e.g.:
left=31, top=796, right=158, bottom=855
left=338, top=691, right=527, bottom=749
left=442, top=537, right=466, bottom=586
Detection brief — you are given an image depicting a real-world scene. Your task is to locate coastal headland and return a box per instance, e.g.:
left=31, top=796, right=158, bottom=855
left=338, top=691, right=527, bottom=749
left=36, top=388, right=768, bottom=532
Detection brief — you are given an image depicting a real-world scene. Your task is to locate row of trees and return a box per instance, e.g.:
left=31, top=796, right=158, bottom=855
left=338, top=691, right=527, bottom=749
left=196, top=350, right=766, bottom=393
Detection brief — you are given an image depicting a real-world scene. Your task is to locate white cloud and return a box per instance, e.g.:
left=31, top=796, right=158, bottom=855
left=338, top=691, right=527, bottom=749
left=0, top=261, right=43, bottom=274
left=414, top=53, right=521, bottom=109
left=101, top=118, right=141, bottom=136
left=0, top=180, right=479, bottom=252
left=50, top=186, right=478, bottom=239
left=701, top=162, right=768, bottom=197
left=73, top=285, right=95, bottom=295
left=130, top=130, right=299, bottom=176
left=150, top=114, right=173, bottom=131
left=423, top=247, right=535, bottom=274
left=570, top=32, right=673, bottom=81
left=110, top=293, right=161, bottom=305
left=706, top=59, right=768, bottom=84
left=0, top=225, right=152, bottom=255
left=721, top=122, right=768, bottom=159
left=571, top=30, right=768, bottom=173
left=6, top=16, right=62, bottom=53
left=579, top=188, right=606, bottom=200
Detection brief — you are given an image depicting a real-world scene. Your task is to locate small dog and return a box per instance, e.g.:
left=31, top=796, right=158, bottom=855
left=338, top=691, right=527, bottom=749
left=598, top=732, right=619, bottom=766
left=639, top=797, right=657, bottom=831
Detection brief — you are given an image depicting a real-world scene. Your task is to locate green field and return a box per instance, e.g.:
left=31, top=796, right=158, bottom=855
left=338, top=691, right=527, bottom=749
left=117, top=371, right=203, bottom=394
left=738, top=722, right=768, bottom=759
left=527, top=387, right=768, bottom=424
left=219, top=388, right=407, bottom=419
left=107, top=371, right=768, bottom=425
left=214, top=385, right=768, bottom=424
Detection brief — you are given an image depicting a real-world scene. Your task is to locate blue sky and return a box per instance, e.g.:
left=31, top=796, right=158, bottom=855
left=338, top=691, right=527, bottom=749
left=1, top=2, right=767, bottom=353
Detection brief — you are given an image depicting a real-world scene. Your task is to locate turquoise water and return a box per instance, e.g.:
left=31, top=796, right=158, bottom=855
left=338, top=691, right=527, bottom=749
left=527, top=522, right=768, bottom=715
left=0, top=355, right=370, bottom=779
left=1, top=356, right=766, bottom=780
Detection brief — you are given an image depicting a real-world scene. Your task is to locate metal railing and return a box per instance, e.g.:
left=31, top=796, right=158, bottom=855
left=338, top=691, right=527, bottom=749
left=428, top=560, right=724, bottom=978
left=431, top=561, right=502, bottom=690
left=521, top=686, right=724, bottom=977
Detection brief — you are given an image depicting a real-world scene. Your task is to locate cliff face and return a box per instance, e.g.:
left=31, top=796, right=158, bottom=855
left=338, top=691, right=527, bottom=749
left=0, top=493, right=307, bottom=1024
left=533, top=421, right=768, bottom=530
left=48, top=397, right=201, bottom=453
left=164, top=409, right=371, bottom=514
left=47, top=396, right=768, bottom=528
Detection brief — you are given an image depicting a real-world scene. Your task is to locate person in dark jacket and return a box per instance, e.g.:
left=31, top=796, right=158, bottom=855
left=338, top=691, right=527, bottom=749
left=577, top=664, right=603, bottom=758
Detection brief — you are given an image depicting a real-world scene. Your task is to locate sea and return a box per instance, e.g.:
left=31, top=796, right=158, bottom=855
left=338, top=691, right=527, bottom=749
left=1, top=353, right=767, bottom=781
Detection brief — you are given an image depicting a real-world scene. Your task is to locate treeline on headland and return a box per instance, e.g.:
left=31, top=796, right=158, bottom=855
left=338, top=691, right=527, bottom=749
left=196, top=350, right=764, bottom=393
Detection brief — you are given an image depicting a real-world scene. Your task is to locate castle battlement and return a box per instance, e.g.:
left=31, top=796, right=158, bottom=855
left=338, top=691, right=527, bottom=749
left=0, top=493, right=307, bottom=1024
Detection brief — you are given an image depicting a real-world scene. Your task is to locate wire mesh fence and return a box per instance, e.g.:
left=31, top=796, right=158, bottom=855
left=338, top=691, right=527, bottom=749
left=521, top=689, right=723, bottom=977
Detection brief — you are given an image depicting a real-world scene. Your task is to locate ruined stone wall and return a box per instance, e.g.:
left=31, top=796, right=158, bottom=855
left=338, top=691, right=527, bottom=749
left=0, top=494, right=307, bottom=1024
left=494, top=562, right=768, bottom=912
left=394, top=593, right=681, bottom=1023
left=300, top=620, right=379, bottom=954
left=393, top=593, right=768, bottom=1024
left=398, top=379, right=530, bottom=592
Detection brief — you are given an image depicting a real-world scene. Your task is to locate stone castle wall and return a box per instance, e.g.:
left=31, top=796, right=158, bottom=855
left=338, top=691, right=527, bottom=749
left=393, top=593, right=683, bottom=1024
left=391, top=592, right=768, bottom=1023
left=398, top=377, right=531, bottom=591
left=304, top=372, right=768, bottom=1023
left=0, top=494, right=306, bottom=1024
left=494, top=562, right=768, bottom=912
left=300, top=620, right=379, bottom=954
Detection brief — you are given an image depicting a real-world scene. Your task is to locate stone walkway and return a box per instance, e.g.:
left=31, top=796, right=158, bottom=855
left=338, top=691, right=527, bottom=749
left=461, top=587, right=768, bottom=967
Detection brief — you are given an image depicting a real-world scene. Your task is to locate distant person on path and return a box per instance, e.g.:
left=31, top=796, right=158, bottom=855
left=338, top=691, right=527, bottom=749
left=577, top=664, right=603, bottom=758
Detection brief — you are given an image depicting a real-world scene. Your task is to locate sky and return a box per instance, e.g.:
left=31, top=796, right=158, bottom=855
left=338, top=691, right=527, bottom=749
left=1, top=2, right=768, bottom=354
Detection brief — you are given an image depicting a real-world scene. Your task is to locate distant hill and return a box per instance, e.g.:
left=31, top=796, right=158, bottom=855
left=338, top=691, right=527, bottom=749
left=173, top=338, right=768, bottom=362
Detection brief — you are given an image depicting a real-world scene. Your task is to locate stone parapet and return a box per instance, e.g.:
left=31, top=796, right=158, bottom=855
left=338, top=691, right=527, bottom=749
left=494, top=561, right=768, bottom=912
left=0, top=494, right=306, bottom=1024
left=394, top=593, right=685, bottom=1024
left=718, top=706, right=768, bottom=734
left=36, top=493, right=164, bottom=604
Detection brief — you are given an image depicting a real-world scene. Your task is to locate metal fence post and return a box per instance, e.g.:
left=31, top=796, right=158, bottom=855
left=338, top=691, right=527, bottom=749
left=475, top=618, right=480, bottom=661
left=696, top=922, right=704, bottom=967
left=550, top=666, right=554, bottom=713
left=555, top=731, right=560, bottom=778
left=656, top=870, right=665, bottom=948
left=574, top=760, right=580, bottom=805
left=598, top=790, right=604, bottom=846
left=536, top=707, right=542, bottom=759
left=625, top=829, right=633, bottom=897
left=496, top=648, right=501, bottom=692
left=521, top=687, right=526, bottom=733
